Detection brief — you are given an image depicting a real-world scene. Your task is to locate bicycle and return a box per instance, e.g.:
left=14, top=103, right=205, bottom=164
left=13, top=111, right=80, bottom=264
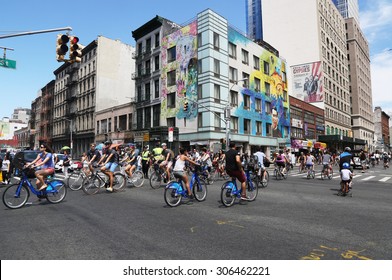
left=66, top=166, right=90, bottom=191
left=2, top=167, right=67, bottom=209
left=305, top=165, right=315, bottom=179
left=320, top=164, right=333, bottom=180
left=149, top=162, right=174, bottom=189
left=274, top=164, right=287, bottom=180
left=220, top=166, right=258, bottom=207
left=81, top=167, right=126, bottom=195
left=119, top=163, right=144, bottom=188
left=164, top=165, right=207, bottom=207
left=209, top=162, right=229, bottom=182
left=197, top=163, right=214, bottom=184
left=254, top=166, right=270, bottom=188
left=338, top=180, right=353, bottom=197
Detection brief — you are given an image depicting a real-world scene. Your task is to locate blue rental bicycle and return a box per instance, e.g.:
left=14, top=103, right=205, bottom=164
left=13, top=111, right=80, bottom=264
left=164, top=165, right=207, bottom=207
left=220, top=164, right=258, bottom=207
left=2, top=167, right=67, bottom=209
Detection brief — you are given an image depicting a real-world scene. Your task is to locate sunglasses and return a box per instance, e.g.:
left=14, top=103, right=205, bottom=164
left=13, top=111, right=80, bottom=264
left=40, top=146, right=45, bottom=148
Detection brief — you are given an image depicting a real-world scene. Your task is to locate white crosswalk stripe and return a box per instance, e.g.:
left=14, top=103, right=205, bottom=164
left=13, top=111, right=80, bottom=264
left=379, top=177, right=391, bottom=182
left=361, top=176, right=375, bottom=181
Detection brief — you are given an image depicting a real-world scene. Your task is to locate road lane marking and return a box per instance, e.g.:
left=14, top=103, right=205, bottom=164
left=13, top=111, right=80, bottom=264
left=379, top=177, right=391, bottom=182
left=361, top=176, right=375, bottom=181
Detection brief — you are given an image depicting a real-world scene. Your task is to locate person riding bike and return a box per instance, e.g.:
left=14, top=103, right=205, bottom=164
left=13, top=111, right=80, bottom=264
left=225, top=142, right=248, bottom=201
left=98, top=141, right=119, bottom=192
left=121, top=144, right=139, bottom=179
left=254, top=146, right=267, bottom=182
left=382, top=152, right=389, bottom=168
left=172, top=148, right=199, bottom=199
left=87, top=143, right=101, bottom=174
left=159, top=143, right=174, bottom=181
left=274, top=150, right=288, bottom=174
left=321, top=150, right=333, bottom=176
left=340, top=162, right=353, bottom=194
left=25, top=143, right=55, bottom=191
left=297, top=152, right=306, bottom=173
left=339, top=147, right=353, bottom=171
left=305, top=151, right=315, bottom=173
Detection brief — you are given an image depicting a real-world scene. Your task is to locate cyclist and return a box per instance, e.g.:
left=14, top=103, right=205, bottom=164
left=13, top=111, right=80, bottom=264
left=98, top=141, right=119, bottom=192
left=152, top=143, right=164, bottom=162
left=340, top=162, right=353, bottom=195
left=274, top=150, right=288, bottom=174
left=173, top=148, right=199, bottom=199
left=159, top=143, right=174, bottom=181
left=199, top=147, right=212, bottom=176
left=121, top=144, right=139, bottom=179
left=382, top=152, right=389, bottom=168
left=254, top=146, right=267, bottom=182
left=26, top=143, right=55, bottom=191
left=297, top=152, right=306, bottom=173
left=225, top=142, right=248, bottom=201
left=339, top=147, right=353, bottom=171
left=87, top=143, right=101, bottom=174
left=321, top=150, right=333, bottom=176
left=305, top=151, right=315, bottom=173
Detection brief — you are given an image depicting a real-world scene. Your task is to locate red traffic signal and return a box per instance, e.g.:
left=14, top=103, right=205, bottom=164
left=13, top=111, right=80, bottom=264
left=69, top=36, right=82, bottom=63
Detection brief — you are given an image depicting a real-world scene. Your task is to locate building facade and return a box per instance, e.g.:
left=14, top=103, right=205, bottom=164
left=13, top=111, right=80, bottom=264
left=245, top=0, right=263, bottom=41
left=374, top=107, right=390, bottom=152
left=333, top=0, right=360, bottom=24
left=262, top=0, right=352, bottom=138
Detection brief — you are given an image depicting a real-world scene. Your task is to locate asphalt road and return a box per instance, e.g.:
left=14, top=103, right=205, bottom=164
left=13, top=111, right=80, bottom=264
left=0, top=164, right=391, bottom=260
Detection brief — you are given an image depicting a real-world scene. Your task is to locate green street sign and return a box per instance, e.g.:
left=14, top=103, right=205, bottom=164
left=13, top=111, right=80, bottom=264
left=0, top=58, right=16, bottom=69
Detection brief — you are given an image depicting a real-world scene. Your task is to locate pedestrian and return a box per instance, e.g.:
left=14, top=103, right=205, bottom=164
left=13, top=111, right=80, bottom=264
left=62, top=149, right=71, bottom=177
left=141, top=145, right=150, bottom=179
left=1, top=154, right=11, bottom=185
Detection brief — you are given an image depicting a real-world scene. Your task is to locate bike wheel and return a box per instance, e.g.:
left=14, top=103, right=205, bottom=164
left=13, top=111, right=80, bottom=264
left=112, top=172, right=126, bottom=191
left=82, top=175, right=100, bottom=195
left=220, top=182, right=236, bottom=207
left=149, top=171, right=162, bottom=189
left=131, top=170, right=144, bottom=188
left=311, top=171, right=315, bottom=179
left=2, top=184, right=30, bottom=209
left=260, top=171, right=269, bottom=188
left=164, top=182, right=182, bottom=207
left=247, top=181, right=258, bottom=201
left=67, top=171, right=84, bottom=191
left=328, top=169, right=333, bottom=180
left=193, top=179, right=207, bottom=202
left=46, top=180, right=67, bottom=204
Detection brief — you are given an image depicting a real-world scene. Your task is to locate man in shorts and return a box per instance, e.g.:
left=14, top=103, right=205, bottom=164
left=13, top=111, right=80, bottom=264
left=87, top=143, right=101, bottom=174
left=98, top=141, right=119, bottom=192
left=225, top=142, right=248, bottom=201
left=159, top=143, right=174, bottom=181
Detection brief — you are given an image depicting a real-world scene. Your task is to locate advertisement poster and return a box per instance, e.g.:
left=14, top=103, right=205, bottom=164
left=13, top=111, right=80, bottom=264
left=291, top=61, right=323, bottom=103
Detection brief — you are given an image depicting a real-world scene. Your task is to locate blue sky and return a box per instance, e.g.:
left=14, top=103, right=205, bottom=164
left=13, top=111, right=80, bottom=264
left=1, top=0, right=391, bottom=119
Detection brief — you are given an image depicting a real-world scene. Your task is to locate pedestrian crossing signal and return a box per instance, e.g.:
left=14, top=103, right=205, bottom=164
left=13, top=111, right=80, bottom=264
left=184, top=101, right=189, bottom=112
left=56, top=34, right=69, bottom=62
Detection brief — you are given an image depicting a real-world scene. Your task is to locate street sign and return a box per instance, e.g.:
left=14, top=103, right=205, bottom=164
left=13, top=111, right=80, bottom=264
left=0, top=58, right=16, bottom=69
left=168, top=127, right=174, bottom=142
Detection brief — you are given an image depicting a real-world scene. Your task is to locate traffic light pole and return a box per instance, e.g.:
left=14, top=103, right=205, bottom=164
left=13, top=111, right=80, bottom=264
left=0, top=27, right=72, bottom=39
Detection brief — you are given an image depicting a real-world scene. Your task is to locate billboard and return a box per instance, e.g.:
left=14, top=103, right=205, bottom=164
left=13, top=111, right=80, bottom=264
left=291, top=61, right=323, bottom=103
left=0, top=121, right=11, bottom=140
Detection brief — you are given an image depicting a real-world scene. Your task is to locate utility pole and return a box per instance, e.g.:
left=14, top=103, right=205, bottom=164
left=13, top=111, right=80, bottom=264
left=0, top=27, right=72, bottom=39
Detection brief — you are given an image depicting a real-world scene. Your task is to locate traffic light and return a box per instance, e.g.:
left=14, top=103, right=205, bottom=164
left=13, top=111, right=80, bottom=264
left=56, top=34, right=69, bottom=62
left=69, top=36, right=82, bottom=63
left=183, top=100, right=189, bottom=112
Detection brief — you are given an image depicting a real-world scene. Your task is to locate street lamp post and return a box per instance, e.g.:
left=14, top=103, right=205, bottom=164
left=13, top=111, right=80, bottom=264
left=226, top=78, right=248, bottom=150
left=63, top=117, right=73, bottom=157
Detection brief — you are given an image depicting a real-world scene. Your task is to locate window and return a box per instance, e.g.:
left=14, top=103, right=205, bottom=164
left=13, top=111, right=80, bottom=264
left=263, top=61, right=270, bottom=75
left=229, top=67, right=238, bottom=82
left=231, top=116, right=238, bottom=133
left=230, top=90, right=238, bottom=107
left=243, top=94, right=250, bottom=109
left=283, top=90, right=288, bottom=102
left=155, top=32, right=160, bottom=47
left=254, top=77, right=261, bottom=92
left=167, top=92, right=175, bottom=108
left=213, top=32, right=219, bottom=50
left=128, top=113, right=132, bottom=130
left=265, top=101, right=271, bottom=114
left=144, top=107, right=151, bottom=128
left=214, top=84, right=220, bottom=101
left=146, top=38, right=151, bottom=53
left=153, top=105, right=160, bottom=127
left=154, top=79, right=159, bottom=98
left=265, top=82, right=270, bottom=96
left=282, top=71, right=286, bottom=82
left=167, top=46, right=176, bottom=63
left=255, top=98, right=261, bottom=112
left=266, top=123, right=272, bottom=136
left=256, top=121, right=262, bottom=135
left=167, top=70, right=176, bottom=87
left=154, top=55, right=160, bottom=71
left=244, top=119, right=250, bottom=134
left=167, top=117, right=175, bottom=127
left=253, top=55, right=260, bottom=70
left=242, top=73, right=249, bottom=87
left=136, top=109, right=143, bottom=129
left=214, top=113, right=221, bottom=130
left=228, top=43, right=237, bottom=59
left=198, top=112, right=203, bottom=128
left=241, top=49, right=249, bottom=65
left=214, top=59, right=220, bottom=77
left=145, top=82, right=151, bottom=101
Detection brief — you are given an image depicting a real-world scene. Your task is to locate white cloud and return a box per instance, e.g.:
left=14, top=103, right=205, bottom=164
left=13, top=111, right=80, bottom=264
left=360, top=1, right=392, bottom=32
left=371, top=50, right=392, bottom=114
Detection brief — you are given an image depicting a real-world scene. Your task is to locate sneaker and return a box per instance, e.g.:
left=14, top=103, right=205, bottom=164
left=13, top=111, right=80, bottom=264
left=188, top=194, right=195, bottom=199
left=106, top=187, right=113, bottom=192
left=240, top=196, right=250, bottom=201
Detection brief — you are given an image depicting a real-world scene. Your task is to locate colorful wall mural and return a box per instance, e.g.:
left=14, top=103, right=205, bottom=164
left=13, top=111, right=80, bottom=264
left=291, top=61, right=323, bottom=103
left=228, top=28, right=290, bottom=139
left=161, top=21, right=198, bottom=120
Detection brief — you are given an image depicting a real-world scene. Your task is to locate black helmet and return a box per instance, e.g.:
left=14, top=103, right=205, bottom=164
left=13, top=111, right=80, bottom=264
left=104, top=140, right=112, bottom=146
left=344, top=147, right=351, bottom=152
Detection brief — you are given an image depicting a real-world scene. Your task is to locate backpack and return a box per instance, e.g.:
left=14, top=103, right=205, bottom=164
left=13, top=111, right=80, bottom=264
left=248, top=155, right=258, bottom=169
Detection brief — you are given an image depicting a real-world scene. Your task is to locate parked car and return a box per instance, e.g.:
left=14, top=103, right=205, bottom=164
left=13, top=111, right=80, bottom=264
left=12, top=150, right=39, bottom=178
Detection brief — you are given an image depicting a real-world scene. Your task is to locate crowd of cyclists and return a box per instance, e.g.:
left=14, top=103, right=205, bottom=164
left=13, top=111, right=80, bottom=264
left=6, top=139, right=392, bottom=201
